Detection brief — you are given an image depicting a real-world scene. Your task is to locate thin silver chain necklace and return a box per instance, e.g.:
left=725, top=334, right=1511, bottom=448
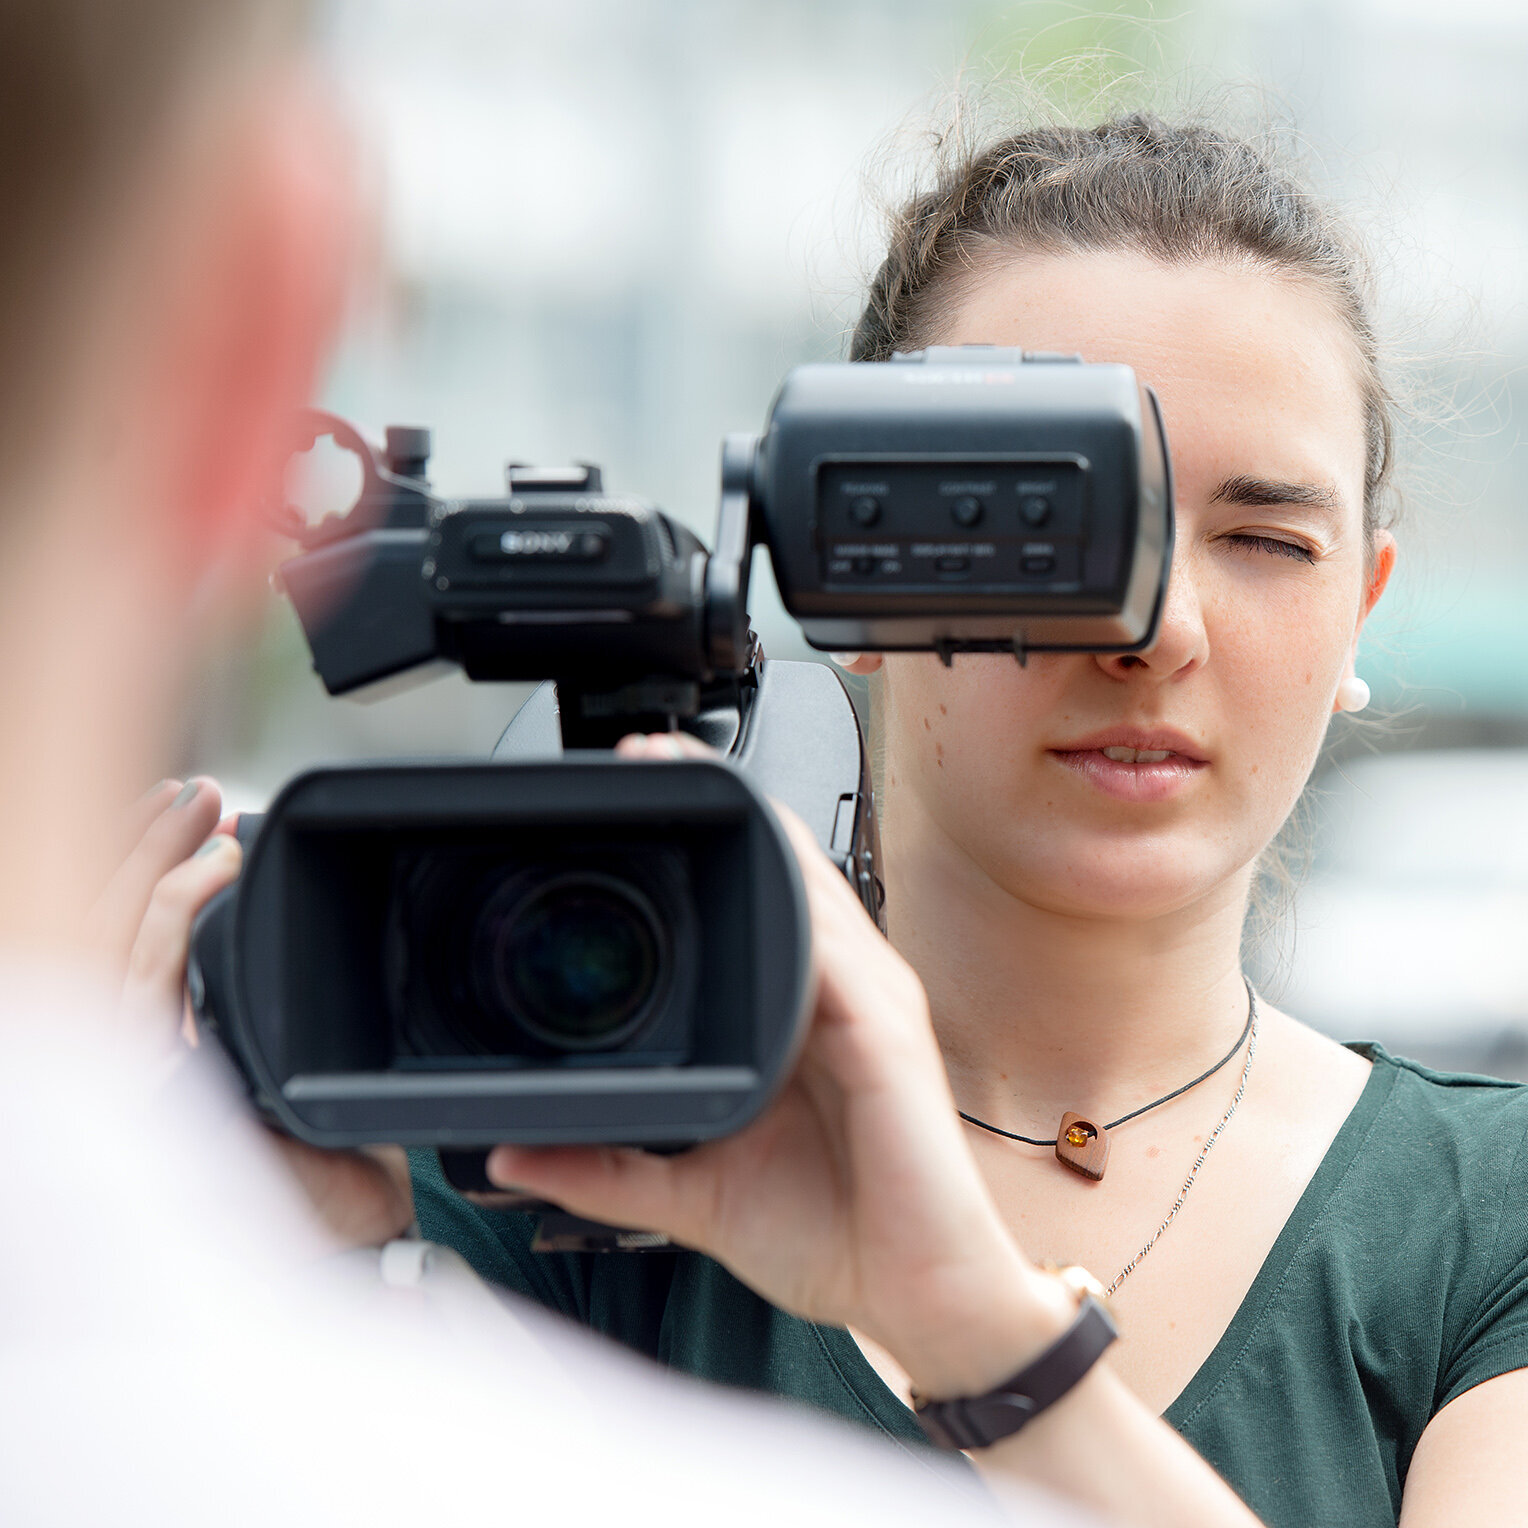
left=958, top=984, right=1261, bottom=1297
left=1106, top=993, right=1259, bottom=1297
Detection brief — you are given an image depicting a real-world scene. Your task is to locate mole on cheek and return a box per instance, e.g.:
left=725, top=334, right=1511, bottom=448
left=938, top=704, right=947, bottom=716
left=1304, top=671, right=1313, bottom=685
left=923, top=717, right=931, bottom=732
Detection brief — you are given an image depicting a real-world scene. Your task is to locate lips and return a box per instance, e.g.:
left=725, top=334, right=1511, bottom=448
left=1047, top=727, right=1209, bottom=804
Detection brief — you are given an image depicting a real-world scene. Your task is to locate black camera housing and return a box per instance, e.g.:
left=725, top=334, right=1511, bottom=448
left=756, top=349, right=1172, bottom=656
left=193, top=347, right=1173, bottom=1162
left=192, top=758, right=808, bottom=1147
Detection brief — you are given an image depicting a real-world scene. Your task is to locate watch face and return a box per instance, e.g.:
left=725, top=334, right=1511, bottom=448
left=1042, top=1261, right=1109, bottom=1305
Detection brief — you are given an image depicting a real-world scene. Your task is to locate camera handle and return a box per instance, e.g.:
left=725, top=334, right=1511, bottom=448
left=704, top=432, right=760, bottom=676
left=540, top=432, right=762, bottom=750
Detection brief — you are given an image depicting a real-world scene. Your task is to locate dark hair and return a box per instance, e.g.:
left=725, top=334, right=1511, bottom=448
left=851, top=112, right=1395, bottom=539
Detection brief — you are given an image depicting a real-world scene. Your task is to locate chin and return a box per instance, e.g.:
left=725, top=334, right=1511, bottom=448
left=988, top=835, right=1243, bottom=923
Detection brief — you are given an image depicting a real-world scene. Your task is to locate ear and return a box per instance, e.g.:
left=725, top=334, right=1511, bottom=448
left=1359, top=530, right=1397, bottom=626
left=1333, top=530, right=1396, bottom=711
left=144, top=71, right=356, bottom=584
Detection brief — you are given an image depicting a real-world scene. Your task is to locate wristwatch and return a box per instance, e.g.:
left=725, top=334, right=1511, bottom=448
left=912, top=1266, right=1118, bottom=1451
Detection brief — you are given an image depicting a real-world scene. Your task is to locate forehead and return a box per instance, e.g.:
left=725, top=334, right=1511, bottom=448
left=936, top=250, right=1368, bottom=502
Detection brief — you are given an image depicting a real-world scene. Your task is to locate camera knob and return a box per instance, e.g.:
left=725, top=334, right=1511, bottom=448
left=385, top=425, right=432, bottom=481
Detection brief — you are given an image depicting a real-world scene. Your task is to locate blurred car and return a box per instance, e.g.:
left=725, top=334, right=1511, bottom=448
left=1267, top=748, right=1528, bottom=1081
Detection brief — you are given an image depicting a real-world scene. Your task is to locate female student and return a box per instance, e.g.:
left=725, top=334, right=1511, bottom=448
left=123, top=113, right=1528, bottom=1528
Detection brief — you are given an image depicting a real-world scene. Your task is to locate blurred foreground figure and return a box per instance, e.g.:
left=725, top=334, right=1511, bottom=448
left=0, top=4, right=1070, bottom=1523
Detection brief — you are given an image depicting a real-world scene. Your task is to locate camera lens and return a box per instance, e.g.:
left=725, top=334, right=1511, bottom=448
left=473, top=871, right=667, bottom=1051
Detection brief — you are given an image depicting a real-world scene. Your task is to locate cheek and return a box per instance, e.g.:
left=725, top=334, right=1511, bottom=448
left=1206, top=571, right=1355, bottom=792
left=882, top=654, right=1070, bottom=793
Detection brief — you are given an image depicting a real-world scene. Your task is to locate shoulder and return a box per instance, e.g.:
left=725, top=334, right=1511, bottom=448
left=1356, top=1041, right=1528, bottom=1148
left=1348, top=1047, right=1528, bottom=1412
left=1270, top=1010, right=1528, bottom=1176
left=1258, top=1019, right=1528, bottom=1305
left=1337, top=1044, right=1528, bottom=1315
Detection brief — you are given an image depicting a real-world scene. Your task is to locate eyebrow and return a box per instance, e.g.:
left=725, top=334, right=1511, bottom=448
left=1208, top=474, right=1344, bottom=516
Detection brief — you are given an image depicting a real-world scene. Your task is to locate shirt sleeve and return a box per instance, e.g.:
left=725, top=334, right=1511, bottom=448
left=1436, top=1096, right=1528, bottom=1412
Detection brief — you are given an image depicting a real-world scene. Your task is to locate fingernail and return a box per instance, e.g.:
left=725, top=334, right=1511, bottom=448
left=172, top=781, right=201, bottom=809
left=194, top=836, right=228, bottom=858
left=140, top=778, right=174, bottom=802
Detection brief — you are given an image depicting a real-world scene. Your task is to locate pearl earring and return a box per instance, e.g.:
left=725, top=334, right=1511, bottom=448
left=828, top=652, right=862, bottom=669
left=1336, top=675, right=1371, bottom=713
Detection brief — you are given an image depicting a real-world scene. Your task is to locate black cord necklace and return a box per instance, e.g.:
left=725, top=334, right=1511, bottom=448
left=958, top=978, right=1258, bottom=1182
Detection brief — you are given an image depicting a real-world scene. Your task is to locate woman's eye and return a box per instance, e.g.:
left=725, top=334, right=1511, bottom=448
left=1224, top=533, right=1318, bottom=564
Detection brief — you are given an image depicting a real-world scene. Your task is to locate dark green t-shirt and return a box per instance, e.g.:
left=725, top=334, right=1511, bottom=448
left=410, top=1045, right=1528, bottom=1527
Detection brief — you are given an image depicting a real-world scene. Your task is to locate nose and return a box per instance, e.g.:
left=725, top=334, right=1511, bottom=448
left=1094, top=546, right=1208, bottom=682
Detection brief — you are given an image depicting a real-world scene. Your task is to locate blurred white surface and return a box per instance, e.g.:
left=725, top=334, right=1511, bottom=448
left=1282, top=750, right=1528, bottom=1068
left=0, top=966, right=1057, bottom=1528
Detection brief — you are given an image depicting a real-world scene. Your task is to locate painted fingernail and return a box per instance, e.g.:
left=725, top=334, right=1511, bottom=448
left=194, top=836, right=229, bottom=858
left=172, top=781, right=201, bottom=809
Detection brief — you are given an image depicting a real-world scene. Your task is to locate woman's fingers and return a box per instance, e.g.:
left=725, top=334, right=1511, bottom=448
left=119, top=833, right=243, bottom=1048
left=88, top=777, right=225, bottom=967
left=484, top=1141, right=703, bottom=1244
left=115, top=778, right=184, bottom=860
left=613, top=731, right=716, bottom=761
left=270, top=1137, right=416, bottom=1248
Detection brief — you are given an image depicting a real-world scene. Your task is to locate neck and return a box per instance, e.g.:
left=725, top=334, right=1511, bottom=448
left=881, top=782, right=1254, bottom=1132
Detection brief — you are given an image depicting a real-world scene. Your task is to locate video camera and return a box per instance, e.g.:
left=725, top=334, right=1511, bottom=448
left=189, top=347, right=1173, bottom=1191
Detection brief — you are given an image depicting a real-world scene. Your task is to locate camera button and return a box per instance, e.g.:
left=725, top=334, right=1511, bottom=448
left=935, top=555, right=970, bottom=574
left=951, top=495, right=983, bottom=527
left=1020, top=496, right=1052, bottom=526
left=850, top=496, right=882, bottom=527
left=1021, top=554, right=1056, bottom=575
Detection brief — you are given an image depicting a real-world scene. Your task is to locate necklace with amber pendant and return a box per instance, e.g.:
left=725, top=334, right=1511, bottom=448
left=957, top=980, right=1257, bottom=1181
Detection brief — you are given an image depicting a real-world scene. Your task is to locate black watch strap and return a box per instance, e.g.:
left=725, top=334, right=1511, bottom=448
left=913, top=1294, right=1118, bottom=1451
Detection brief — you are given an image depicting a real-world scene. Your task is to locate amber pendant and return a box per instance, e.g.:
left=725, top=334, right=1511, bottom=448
left=1055, top=1113, right=1110, bottom=1181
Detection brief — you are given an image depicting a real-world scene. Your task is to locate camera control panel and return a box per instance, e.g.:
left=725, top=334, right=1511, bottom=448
left=817, top=457, right=1087, bottom=590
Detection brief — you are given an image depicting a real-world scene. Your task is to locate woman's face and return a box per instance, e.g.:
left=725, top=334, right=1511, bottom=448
left=875, top=250, right=1394, bottom=922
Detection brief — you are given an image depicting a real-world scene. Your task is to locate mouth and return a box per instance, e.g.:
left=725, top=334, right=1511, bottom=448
left=1046, top=729, right=1209, bottom=804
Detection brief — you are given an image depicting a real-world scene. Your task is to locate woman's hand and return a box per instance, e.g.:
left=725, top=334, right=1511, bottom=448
left=86, top=778, right=415, bottom=1249
left=485, top=733, right=1072, bottom=1398
left=86, top=777, right=245, bottom=1052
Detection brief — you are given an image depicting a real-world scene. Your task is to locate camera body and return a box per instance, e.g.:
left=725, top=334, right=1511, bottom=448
left=758, top=349, right=1171, bottom=655
left=191, top=755, right=814, bottom=1149
left=191, top=348, right=1173, bottom=1159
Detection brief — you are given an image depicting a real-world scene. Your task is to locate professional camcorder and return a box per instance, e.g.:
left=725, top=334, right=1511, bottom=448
left=190, top=347, right=1173, bottom=1194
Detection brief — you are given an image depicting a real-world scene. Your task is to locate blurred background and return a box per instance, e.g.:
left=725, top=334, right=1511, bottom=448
left=189, top=0, right=1528, bottom=1077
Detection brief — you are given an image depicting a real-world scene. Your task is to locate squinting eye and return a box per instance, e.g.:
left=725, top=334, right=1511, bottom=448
left=1225, top=533, right=1318, bottom=564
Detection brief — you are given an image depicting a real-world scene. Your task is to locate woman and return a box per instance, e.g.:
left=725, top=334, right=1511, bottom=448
left=115, top=116, right=1527, bottom=1526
